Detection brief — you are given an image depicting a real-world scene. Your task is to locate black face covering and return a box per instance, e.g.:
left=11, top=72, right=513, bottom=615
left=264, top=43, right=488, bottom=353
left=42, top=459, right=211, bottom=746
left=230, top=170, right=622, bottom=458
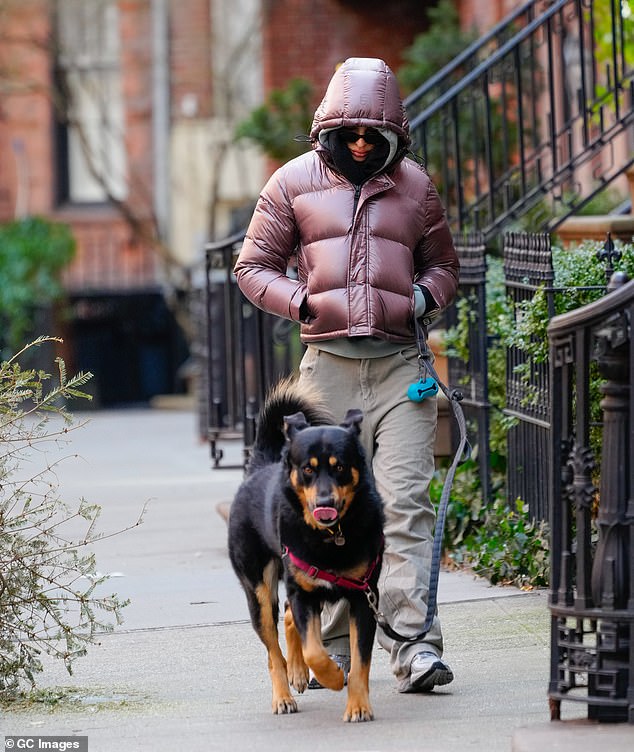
left=328, top=129, right=391, bottom=186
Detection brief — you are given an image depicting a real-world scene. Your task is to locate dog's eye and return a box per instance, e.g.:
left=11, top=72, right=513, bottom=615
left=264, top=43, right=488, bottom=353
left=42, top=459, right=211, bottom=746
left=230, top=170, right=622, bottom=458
left=335, top=464, right=344, bottom=474
left=302, top=465, right=314, bottom=476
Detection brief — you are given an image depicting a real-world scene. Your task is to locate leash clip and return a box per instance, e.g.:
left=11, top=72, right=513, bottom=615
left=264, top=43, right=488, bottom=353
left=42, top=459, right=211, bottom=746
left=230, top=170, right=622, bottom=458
left=365, top=589, right=382, bottom=619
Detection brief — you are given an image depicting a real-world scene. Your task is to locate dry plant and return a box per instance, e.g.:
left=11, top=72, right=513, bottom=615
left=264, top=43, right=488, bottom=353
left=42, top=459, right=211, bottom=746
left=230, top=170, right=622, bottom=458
left=0, top=337, right=145, bottom=697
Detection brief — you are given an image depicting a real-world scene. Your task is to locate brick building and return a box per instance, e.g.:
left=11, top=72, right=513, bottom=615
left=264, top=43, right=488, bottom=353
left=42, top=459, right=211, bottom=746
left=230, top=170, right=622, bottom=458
left=0, top=0, right=563, bottom=403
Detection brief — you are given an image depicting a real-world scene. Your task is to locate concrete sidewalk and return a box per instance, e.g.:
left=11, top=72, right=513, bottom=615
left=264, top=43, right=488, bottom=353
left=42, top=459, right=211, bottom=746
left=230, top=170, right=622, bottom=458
left=3, top=408, right=632, bottom=751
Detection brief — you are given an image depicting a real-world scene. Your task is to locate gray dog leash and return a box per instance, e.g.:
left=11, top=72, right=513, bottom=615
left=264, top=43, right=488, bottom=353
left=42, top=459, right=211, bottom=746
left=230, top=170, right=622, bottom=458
left=368, top=321, right=470, bottom=643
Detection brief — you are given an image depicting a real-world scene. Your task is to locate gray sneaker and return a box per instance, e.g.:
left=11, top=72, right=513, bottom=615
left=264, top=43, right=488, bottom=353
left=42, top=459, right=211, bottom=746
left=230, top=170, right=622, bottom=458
left=398, top=651, right=454, bottom=693
left=307, top=654, right=350, bottom=689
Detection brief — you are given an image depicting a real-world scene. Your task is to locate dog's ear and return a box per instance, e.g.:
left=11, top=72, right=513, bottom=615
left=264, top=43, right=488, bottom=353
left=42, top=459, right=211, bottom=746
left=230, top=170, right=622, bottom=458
left=341, top=408, right=363, bottom=435
left=283, top=411, right=310, bottom=440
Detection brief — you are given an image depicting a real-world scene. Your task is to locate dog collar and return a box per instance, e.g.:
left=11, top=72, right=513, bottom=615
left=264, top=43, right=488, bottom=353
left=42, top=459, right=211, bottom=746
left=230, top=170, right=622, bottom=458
left=282, top=545, right=382, bottom=592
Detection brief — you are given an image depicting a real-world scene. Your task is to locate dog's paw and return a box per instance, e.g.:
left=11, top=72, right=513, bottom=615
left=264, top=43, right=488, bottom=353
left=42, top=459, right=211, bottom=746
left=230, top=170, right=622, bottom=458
left=272, top=695, right=298, bottom=714
left=331, top=665, right=346, bottom=691
left=343, top=702, right=374, bottom=723
left=311, top=662, right=345, bottom=691
left=287, top=663, right=309, bottom=693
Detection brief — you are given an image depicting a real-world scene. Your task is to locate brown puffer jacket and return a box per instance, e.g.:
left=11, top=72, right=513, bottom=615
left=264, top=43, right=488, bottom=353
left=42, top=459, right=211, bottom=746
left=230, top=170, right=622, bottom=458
left=234, top=57, right=459, bottom=344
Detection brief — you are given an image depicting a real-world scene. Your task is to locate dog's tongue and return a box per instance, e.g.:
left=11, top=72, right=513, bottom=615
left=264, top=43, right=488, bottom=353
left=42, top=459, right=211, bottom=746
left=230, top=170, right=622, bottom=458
left=313, top=506, right=338, bottom=523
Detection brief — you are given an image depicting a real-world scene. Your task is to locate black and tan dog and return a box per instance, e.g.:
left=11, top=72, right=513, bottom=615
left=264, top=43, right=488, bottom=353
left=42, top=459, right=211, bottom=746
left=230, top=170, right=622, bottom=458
left=228, top=378, right=384, bottom=722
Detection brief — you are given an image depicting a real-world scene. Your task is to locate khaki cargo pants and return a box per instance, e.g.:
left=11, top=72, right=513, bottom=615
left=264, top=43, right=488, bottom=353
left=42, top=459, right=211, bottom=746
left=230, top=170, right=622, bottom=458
left=297, top=344, right=444, bottom=683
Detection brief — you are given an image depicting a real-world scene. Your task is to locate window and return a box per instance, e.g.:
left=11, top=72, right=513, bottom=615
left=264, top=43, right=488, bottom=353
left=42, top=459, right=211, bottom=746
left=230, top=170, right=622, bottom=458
left=55, top=0, right=126, bottom=203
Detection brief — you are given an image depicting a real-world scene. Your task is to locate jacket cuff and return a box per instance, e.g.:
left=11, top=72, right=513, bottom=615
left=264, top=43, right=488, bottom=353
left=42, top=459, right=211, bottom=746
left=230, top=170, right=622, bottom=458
left=414, top=285, right=438, bottom=318
left=288, top=286, right=307, bottom=321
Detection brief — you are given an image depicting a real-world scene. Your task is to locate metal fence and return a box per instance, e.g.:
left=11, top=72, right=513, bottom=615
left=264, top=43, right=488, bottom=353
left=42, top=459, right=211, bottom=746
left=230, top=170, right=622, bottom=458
left=202, top=233, right=302, bottom=468
left=503, top=231, right=555, bottom=520
left=445, top=231, right=491, bottom=502
left=548, top=274, right=634, bottom=723
left=443, top=230, right=618, bottom=520
left=447, top=230, right=558, bottom=515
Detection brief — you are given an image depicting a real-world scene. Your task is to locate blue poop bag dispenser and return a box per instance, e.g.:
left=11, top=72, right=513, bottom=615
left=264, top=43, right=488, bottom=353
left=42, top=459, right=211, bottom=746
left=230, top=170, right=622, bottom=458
left=407, top=376, right=439, bottom=402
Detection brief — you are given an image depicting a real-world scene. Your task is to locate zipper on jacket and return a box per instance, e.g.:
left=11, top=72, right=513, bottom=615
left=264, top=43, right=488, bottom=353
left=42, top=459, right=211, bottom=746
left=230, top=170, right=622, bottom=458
left=352, top=184, right=362, bottom=220
left=351, top=176, right=388, bottom=221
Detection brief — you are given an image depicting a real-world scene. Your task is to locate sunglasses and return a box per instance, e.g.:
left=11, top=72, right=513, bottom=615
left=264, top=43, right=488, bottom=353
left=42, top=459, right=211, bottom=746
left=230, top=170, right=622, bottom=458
left=338, top=128, right=384, bottom=145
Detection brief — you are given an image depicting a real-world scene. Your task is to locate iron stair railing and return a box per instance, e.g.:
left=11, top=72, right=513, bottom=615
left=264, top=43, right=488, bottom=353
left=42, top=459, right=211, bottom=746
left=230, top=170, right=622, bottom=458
left=404, top=0, right=547, bottom=122
left=405, top=0, right=634, bottom=243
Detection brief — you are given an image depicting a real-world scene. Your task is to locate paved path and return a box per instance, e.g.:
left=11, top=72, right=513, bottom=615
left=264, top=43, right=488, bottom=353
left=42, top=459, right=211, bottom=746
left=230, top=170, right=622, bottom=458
left=3, top=408, right=632, bottom=751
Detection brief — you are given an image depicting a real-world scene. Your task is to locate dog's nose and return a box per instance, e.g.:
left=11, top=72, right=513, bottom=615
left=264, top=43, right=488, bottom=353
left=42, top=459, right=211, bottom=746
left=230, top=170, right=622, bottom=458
left=316, top=494, right=335, bottom=506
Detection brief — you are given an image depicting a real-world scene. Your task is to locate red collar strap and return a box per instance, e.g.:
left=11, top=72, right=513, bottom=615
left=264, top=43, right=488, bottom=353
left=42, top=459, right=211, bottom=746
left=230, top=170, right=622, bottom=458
left=282, top=543, right=382, bottom=592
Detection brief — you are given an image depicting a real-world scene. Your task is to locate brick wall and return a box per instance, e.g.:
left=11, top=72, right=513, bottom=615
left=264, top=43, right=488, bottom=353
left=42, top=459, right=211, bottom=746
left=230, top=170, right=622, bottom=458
left=261, top=0, right=432, bottom=106
left=0, top=0, right=521, bottom=291
left=0, top=0, right=158, bottom=290
left=0, top=0, right=54, bottom=219
left=119, top=0, right=155, bottom=218
left=456, top=0, right=522, bottom=35
left=261, top=0, right=530, bottom=102
left=169, top=0, right=214, bottom=119
left=58, top=0, right=157, bottom=290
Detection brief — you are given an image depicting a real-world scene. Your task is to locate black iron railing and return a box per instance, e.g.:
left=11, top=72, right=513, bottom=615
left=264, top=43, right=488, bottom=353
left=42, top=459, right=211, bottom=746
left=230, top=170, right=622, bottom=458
left=405, top=0, right=634, bottom=242
left=404, top=0, right=547, bottom=122
left=503, top=232, right=555, bottom=520
left=203, top=233, right=303, bottom=468
left=548, top=273, right=634, bottom=723
left=445, top=231, right=492, bottom=501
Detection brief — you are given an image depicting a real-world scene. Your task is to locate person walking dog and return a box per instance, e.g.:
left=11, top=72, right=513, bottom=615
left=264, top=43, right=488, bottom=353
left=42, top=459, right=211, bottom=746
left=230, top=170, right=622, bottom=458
left=234, top=57, right=459, bottom=694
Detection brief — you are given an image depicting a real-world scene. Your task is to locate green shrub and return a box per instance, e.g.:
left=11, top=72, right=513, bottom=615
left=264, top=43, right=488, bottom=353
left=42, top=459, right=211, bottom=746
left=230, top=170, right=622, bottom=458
left=235, top=78, right=314, bottom=162
left=507, top=239, right=634, bottom=362
left=433, top=460, right=549, bottom=589
left=398, top=0, right=478, bottom=96
left=460, top=499, right=550, bottom=588
left=0, top=217, right=76, bottom=356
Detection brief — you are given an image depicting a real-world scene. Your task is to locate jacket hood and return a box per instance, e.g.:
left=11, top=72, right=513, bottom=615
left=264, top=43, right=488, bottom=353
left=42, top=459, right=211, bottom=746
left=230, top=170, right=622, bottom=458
left=310, top=58, right=411, bottom=147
